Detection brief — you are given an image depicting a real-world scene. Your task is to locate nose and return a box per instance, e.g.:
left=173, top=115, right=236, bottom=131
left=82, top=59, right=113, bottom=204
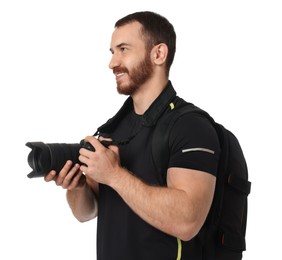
left=109, top=53, right=120, bottom=70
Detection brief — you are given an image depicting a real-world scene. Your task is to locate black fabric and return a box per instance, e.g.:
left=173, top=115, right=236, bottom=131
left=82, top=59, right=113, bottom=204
left=151, top=98, right=251, bottom=260
left=152, top=97, right=220, bottom=180
left=95, top=81, right=238, bottom=260
left=97, top=80, right=176, bottom=134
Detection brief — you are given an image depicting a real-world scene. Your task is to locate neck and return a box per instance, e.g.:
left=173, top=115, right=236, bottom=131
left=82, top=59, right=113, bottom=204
left=131, top=77, right=168, bottom=115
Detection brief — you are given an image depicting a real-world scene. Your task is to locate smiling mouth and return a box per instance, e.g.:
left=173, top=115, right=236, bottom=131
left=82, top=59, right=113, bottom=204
left=116, top=72, right=125, bottom=77
left=114, top=71, right=127, bottom=81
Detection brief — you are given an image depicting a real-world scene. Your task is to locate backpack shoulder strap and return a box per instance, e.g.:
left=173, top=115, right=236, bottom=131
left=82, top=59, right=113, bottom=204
left=152, top=98, right=251, bottom=259
left=152, top=98, right=214, bottom=183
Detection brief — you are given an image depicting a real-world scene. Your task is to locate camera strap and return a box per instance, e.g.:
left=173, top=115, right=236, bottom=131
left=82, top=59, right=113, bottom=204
left=94, top=123, right=143, bottom=148
left=94, top=81, right=176, bottom=148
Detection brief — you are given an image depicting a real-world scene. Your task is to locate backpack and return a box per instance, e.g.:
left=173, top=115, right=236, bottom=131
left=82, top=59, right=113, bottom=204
left=152, top=99, right=251, bottom=260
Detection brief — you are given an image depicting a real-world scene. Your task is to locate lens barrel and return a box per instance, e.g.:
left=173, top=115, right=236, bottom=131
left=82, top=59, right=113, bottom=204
left=26, top=142, right=81, bottom=178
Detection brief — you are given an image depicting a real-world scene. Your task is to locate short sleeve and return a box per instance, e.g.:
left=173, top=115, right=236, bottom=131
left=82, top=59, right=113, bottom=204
left=168, top=113, right=221, bottom=176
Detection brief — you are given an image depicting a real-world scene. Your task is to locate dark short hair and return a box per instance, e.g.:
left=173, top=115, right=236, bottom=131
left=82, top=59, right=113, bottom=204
left=115, top=11, right=176, bottom=76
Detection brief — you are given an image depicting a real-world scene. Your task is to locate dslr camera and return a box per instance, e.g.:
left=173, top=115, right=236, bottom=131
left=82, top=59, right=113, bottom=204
left=26, top=139, right=111, bottom=178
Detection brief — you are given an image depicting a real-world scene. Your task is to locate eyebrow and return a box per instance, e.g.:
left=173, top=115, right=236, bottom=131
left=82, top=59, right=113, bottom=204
left=110, top=43, right=131, bottom=53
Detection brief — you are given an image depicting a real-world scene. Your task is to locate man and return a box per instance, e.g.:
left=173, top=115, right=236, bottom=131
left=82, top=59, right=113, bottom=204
left=45, top=11, right=220, bottom=260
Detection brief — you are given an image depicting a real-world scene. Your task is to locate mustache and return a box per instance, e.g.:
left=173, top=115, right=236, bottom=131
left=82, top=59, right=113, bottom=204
left=113, top=67, right=129, bottom=75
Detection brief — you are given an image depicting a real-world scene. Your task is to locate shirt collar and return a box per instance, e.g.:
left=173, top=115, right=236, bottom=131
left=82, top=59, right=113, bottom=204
left=142, top=80, right=176, bottom=126
left=97, top=81, right=177, bottom=133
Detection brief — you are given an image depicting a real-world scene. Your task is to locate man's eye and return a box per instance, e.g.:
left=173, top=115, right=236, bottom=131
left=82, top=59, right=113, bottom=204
left=121, top=47, right=127, bottom=52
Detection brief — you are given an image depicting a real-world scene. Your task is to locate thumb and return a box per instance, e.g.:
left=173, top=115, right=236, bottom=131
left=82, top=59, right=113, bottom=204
left=98, top=136, right=119, bottom=154
left=108, top=143, right=119, bottom=155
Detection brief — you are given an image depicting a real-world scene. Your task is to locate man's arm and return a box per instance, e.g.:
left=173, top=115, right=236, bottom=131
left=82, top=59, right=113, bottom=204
left=45, top=161, right=98, bottom=222
left=109, top=167, right=215, bottom=241
left=79, top=136, right=216, bottom=241
left=66, top=178, right=98, bottom=222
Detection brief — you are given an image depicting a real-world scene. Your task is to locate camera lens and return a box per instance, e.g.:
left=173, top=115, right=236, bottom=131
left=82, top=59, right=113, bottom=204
left=26, top=142, right=81, bottom=178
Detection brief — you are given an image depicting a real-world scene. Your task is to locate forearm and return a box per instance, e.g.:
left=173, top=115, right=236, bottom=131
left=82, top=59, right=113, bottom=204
left=78, top=137, right=213, bottom=239
left=110, top=168, right=200, bottom=241
left=66, top=182, right=98, bottom=222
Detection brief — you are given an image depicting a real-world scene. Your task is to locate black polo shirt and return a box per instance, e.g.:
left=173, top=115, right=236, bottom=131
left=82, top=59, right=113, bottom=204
left=96, top=81, right=220, bottom=260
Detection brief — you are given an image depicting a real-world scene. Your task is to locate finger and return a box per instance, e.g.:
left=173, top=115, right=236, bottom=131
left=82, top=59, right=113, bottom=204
left=62, top=168, right=84, bottom=189
left=63, top=163, right=80, bottom=183
left=80, top=164, right=88, bottom=174
left=84, top=136, right=105, bottom=151
left=99, top=136, right=115, bottom=148
left=98, top=136, right=112, bottom=142
left=79, top=147, right=93, bottom=158
left=109, top=144, right=119, bottom=154
left=44, top=170, right=57, bottom=182
left=55, top=160, right=74, bottom=185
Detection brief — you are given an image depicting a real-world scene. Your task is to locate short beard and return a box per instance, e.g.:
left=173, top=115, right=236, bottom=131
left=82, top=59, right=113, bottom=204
left=116, top=53, right=153, bottom=96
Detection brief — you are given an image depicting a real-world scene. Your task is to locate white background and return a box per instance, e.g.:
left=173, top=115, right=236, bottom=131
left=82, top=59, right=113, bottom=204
left=0, top=1, right=281, bottom=259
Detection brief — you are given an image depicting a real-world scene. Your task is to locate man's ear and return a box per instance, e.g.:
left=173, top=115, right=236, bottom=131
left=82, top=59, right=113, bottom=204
left=151, top=43, right=168, bottom=65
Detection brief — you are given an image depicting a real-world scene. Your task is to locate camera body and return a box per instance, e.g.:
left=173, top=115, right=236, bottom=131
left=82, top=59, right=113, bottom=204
left=26, top=139, right=100, bottom=178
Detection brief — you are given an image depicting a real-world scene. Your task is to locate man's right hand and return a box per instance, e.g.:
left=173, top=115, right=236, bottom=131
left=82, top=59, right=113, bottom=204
left=44, top=160, right=86, bottom=190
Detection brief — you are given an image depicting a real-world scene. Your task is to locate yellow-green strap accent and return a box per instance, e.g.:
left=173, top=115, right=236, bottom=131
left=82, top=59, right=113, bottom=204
left=176, top=238, right=182, bottom=260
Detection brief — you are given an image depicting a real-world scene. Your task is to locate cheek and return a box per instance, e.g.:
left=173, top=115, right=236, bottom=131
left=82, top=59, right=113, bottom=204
left=126, top=59, right=140, bottom=72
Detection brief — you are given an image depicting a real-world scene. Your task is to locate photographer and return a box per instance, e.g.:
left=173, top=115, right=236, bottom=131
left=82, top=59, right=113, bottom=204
left=45, top=11, right=220, bottom=260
